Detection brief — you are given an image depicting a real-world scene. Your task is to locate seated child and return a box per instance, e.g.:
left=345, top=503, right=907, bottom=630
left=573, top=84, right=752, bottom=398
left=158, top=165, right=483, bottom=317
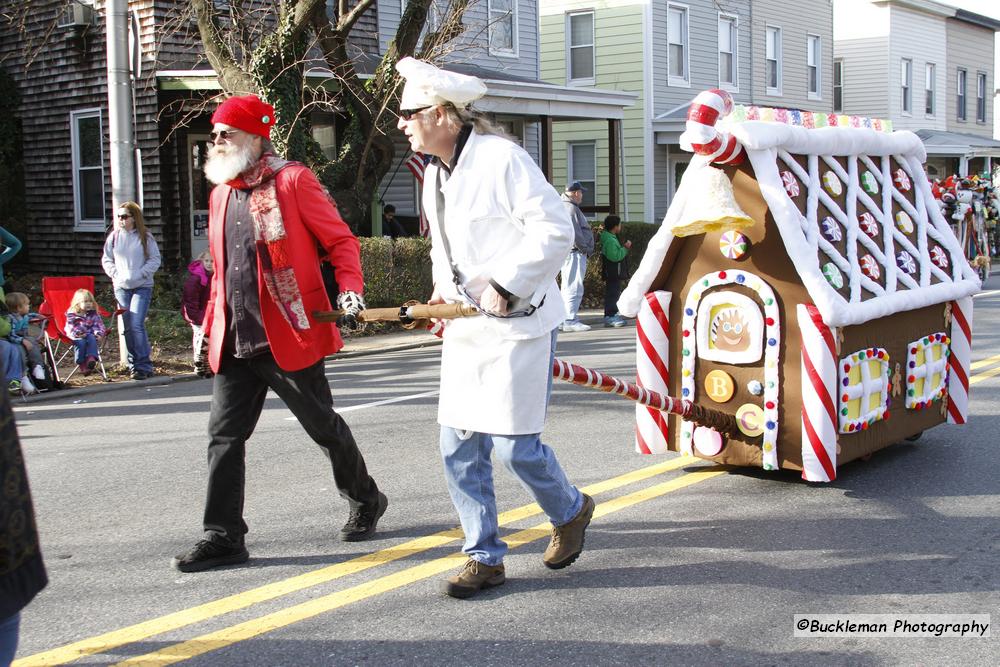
left=5, top=291, right=49, bottom=393
left=65, top=289, right=107, bottom=376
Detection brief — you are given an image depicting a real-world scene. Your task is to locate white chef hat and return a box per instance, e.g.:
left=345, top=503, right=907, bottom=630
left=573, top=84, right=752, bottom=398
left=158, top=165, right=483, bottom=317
left=396, top=57, right=487, bottom=109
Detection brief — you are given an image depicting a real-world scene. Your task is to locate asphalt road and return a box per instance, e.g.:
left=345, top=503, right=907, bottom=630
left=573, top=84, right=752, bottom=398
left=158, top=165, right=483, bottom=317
left=10, top=284, right=1000, bottom=666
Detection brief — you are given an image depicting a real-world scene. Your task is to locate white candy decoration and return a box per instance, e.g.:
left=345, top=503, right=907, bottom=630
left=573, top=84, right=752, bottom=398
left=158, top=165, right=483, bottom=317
left=635, top=291, right=672, bottom=454
left=893, top=168, right=911, bottom=192
left=719, top=230, right=750, bottom=259
left=895, top=211, right=913, bottom=234
left=896, top=250, right=916, bottom=274
left=947, top=297, right=973, bottom=425
left=860, top=253, right=880, bottom=280
left=822, top=171, right=843, bottom=196
left=930, top=246, right=949, bottom=269
left=781, top=170, right=799, bottom=197
left=822, top=262, right=844, bottom=288
left=861, top=171, right=879, bottom=194
left=859, top=212, right=879, bottom=237
left=693, top=426, right=724, bottom=457
left=797, top=304, right=838, bottom=482
left=820, top=216, right=842, bottom=242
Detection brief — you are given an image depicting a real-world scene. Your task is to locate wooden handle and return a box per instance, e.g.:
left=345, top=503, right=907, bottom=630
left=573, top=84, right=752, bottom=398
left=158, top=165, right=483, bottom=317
left=312, top=302, right=480, bottom=324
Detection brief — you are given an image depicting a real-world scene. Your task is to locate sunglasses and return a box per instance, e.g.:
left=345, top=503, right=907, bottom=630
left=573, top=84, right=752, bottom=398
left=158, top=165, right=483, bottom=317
left=116, top=213, right=132, bottom=220
left=209, top=129, right=242, bottom=141
left=398, top=106, right=433, bottom=120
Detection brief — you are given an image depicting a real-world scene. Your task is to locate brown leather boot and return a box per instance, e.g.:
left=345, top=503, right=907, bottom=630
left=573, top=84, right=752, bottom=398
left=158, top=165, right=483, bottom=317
left=543, top=493, right=595, bottom=569
left=443, top=559, right=506, bottom=599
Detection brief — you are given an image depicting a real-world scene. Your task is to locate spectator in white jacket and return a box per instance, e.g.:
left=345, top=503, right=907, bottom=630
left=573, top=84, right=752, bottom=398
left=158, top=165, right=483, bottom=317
left=101, top=201, right=161, bottom=380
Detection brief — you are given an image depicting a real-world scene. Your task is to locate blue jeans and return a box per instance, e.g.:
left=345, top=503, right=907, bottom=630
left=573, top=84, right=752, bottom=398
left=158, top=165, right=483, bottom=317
left=0, top=612, right=19, bottom=667
left=0, top=339, right=23, bottom=383
left=114, top=286, right=153, bottom=373
left=438, top=330, right=582, bottom=566
left=72, top=334, right=99, bottom=364
left=560, top=250, right=587, bottom=323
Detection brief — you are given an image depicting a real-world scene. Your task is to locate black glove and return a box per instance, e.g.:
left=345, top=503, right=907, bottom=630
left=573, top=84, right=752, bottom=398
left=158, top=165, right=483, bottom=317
left=192, top=327, right=213, bottom=379
left=336, top=290, right=366, bottom=329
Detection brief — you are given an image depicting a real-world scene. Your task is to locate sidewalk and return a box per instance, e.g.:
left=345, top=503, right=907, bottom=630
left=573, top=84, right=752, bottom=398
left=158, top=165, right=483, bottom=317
left=17, top=308, right=609, bottom=405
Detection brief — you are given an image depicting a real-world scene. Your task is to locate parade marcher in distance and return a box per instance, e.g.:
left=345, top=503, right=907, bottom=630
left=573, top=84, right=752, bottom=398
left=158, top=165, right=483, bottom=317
left=559, top=180, right=595, bottom=332
left=172, top=94, right=387, bottom=573
left=101, top=202, right=161, bottom=380
left=396, top=57, right=596, bottom=599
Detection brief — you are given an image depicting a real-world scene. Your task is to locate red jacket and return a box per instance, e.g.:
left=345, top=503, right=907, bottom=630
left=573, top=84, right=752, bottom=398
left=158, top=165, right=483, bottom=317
left=205, top=164, right=363, bottom=372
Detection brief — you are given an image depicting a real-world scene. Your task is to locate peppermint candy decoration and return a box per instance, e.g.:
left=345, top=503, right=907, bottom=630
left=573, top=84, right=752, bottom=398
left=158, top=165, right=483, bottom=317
left=859, top=211, right=879, bottom=237
left=719, top=230, right=749, bottom=260
left=781, top=170, right=799, bottom=197
left=860, top=254, right=881, bottom=280
left=821, top=216, right=842, bottom=242
left=896, top=250, right=916, bottom=274
left=822, top=171, right=843, bottom=196
left=860, top=171, right=879, bottom=194
left=930, top=245, right=949, bottom=269
left=893, top=168, right=911, bottom=192
left=822, top=262, right=844, bottom=289
left=895, top=211, right=913, bottom=234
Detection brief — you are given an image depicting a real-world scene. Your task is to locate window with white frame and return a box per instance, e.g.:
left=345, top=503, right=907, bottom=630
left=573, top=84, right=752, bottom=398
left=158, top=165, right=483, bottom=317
left=567, top=11, right=594, bottom=83
left=807, top=34, right=821, bottom=99
left=925, top=63, right=935, bottom=116
left=833, top=58, right=843, bottom=112
left=977, top=72, right=987, bottom=122
left=957, top=67, right=967, bottom=121
left=765, top=26, right=781, bottom=95
left=718, top=15, right=737, bottom=90
left=488, top=0, right=517, bottom=57
left=667, top=4, right=689, bottom=86
left=901, top=58, right=912, bottom=114
left=568, top=141, right=596, bottom=210
left=905, top=333, right=950, bottom=410
left=838, top=347, right=890, bottom=434
left=70, top=108, right=105, bottom=230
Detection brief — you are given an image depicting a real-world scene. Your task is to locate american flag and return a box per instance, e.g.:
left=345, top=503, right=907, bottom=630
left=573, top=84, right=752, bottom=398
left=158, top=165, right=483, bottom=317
left=404, top=151, right=431, bottom=237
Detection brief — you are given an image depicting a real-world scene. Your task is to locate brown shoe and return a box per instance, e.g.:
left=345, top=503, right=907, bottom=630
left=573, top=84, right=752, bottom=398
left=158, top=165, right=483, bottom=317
left=443, top=559, right=506, bottom=599
left=543, top=493, right=595, bottom=569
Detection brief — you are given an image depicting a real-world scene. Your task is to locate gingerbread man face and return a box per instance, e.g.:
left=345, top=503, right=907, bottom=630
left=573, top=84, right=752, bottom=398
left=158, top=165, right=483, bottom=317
left=712, top=308, right=750, bottom=352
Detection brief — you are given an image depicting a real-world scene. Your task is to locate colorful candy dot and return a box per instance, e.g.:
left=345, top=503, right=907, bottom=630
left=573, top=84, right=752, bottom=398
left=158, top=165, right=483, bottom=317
left=736, top=274, right=746, bottom=284
left=767, top=338, right=777, bottom=346
left=765, top=421, right=776, bottom=430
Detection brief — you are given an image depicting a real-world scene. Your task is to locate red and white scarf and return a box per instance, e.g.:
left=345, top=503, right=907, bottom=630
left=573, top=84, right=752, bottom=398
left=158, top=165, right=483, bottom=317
left=228, top=153, right=310, bottom=337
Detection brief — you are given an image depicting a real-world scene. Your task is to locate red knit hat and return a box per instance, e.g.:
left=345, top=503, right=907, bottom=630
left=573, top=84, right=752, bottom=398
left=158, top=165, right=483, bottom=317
left=211, top=94, right=275, bottom=139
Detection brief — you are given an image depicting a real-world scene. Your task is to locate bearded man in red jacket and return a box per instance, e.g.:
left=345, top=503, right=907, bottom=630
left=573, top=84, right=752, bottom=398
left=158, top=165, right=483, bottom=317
left=172, top=94, right=387, bottom=573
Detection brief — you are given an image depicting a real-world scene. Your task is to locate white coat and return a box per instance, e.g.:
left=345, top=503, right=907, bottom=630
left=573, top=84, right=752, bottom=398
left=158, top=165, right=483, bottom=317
left=424, top=130, right=574, bottom=435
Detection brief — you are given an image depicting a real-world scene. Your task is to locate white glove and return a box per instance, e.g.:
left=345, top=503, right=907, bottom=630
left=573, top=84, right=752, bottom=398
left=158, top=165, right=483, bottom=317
left=336, top=290, right=367, bottom=329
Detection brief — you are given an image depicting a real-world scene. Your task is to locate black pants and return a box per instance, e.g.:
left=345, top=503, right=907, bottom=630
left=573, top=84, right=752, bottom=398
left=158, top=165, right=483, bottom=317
left=203, top=352, right=379, bottom=546
left=604, top=278, right=622, bottom=317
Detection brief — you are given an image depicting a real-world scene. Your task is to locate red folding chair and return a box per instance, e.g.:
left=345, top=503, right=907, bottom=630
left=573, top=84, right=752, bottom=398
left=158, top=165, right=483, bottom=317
left=38, top=276, right=123, bottom=383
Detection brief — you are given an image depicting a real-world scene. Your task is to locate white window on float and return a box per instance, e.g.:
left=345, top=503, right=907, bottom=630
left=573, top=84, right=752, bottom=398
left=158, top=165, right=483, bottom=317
left=695, top=291, right=764, bottom=364
left=838, top=347, right=890, bottom=434
left=70, top=108, right=106, bottom=231
left=905, top=333, right=950, bottom=410
left=567, top=11, right=595, bottom=84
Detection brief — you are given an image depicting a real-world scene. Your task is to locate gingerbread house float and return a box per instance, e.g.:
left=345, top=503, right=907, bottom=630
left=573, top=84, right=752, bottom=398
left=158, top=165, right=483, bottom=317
left=619, top=90, right=980, bottom=482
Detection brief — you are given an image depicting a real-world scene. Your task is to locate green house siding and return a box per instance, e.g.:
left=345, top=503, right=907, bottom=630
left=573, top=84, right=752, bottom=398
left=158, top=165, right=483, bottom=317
left=541, top=3, right=648, bottom=222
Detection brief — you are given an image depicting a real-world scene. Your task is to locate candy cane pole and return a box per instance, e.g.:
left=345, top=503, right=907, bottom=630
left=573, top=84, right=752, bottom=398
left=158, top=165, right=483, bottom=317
left=635, top=291, right=671, bottom=454
left=947, top=296, right=973, bottom=424
left=679, top=89, right=745, bottom=165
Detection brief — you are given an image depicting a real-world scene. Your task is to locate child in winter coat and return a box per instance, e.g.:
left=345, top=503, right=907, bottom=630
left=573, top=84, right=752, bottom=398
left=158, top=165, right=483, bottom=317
left=5, top=292, right=48, bottom=393
left=182, top=251, right=213, bottom=345
left=65, top=289, right=107, bottom=376
left=599, top=215, right=632, bottom=328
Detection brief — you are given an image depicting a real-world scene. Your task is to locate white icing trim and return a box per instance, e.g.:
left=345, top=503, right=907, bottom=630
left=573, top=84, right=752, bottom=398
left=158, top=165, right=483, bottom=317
left=904, top=333, right=950, bottom=410
left=837, top=348, right=890, bottom=433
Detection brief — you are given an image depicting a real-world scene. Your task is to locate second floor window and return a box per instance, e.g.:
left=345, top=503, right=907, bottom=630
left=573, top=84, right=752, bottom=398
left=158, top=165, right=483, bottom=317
left=833, top=59, right=843, bottom=112
left=718, top=15, right=737, bottom=90
left=488, top=0, right=516, bottom=56
left=807, top=34, right=821, bottom=99
left=901, top=59, right=912, bottom=114
left=70, top=108, right=105, bottom=230
left=668, top=4, right=689, bottom=86
left=925, top=63, right=935, bottom=116
left=765, top=26, right=781, bottom=94
left=957, top=68, right=967, bottom=121
left=977, top=72, right=987, bottom=122
left=567, top=11, right=594, bottom=82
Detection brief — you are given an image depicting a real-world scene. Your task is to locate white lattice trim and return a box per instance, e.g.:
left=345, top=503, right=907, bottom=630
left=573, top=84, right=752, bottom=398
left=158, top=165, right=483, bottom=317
left=838, top=348, right=891, bottom=433
left=904, top=333, right=950, bottom=410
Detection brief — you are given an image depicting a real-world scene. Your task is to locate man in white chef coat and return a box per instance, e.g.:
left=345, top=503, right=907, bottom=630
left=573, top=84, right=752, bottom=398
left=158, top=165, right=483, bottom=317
left=396, top=57, right=596, bottom=599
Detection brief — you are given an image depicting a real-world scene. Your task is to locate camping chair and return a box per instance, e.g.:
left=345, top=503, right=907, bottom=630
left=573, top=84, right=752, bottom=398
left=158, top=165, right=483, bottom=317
left=38, top=276, right=123, bottom=383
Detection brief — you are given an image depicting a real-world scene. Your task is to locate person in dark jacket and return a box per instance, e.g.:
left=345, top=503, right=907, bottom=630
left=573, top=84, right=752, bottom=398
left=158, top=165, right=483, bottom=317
left=0, top=386, right=47, bottom=665
left=598, top=215, right=631, bottom=328
left=182, top=251, right=213, bottom=336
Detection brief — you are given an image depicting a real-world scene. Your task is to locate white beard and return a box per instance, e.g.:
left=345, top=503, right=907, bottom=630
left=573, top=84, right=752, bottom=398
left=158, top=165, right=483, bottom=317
left=204, top=141, right=258, bottom=185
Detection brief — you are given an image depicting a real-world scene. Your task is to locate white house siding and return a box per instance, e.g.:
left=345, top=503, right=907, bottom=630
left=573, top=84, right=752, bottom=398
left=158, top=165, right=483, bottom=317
left=752, top=0, right=834, bottom=111
left=887, top=6, right=947, bottom=131
left=540, top=1, right=647, bottom=221
left=945, top=18, right=995, bottom=138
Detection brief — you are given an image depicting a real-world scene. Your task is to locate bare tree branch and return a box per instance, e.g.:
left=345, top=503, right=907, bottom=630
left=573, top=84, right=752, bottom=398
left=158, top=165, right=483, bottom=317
left=191, top=0, right=255, bottom=92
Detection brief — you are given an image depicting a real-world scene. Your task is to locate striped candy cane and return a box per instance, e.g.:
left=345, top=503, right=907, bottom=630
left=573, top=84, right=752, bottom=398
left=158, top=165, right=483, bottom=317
left=797, top=304, right=838, bottom=482
left=635, top=291, right=672, bottom=454
left=947, top=297, right=973, bottom=424
left=679, top=89, right=746, bottom=165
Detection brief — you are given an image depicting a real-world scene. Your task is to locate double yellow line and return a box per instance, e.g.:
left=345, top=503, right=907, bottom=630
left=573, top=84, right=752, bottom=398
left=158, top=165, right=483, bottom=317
left=17, top=457, right=724, bottom=667
left=970, top=351, right=1000, bottom=385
